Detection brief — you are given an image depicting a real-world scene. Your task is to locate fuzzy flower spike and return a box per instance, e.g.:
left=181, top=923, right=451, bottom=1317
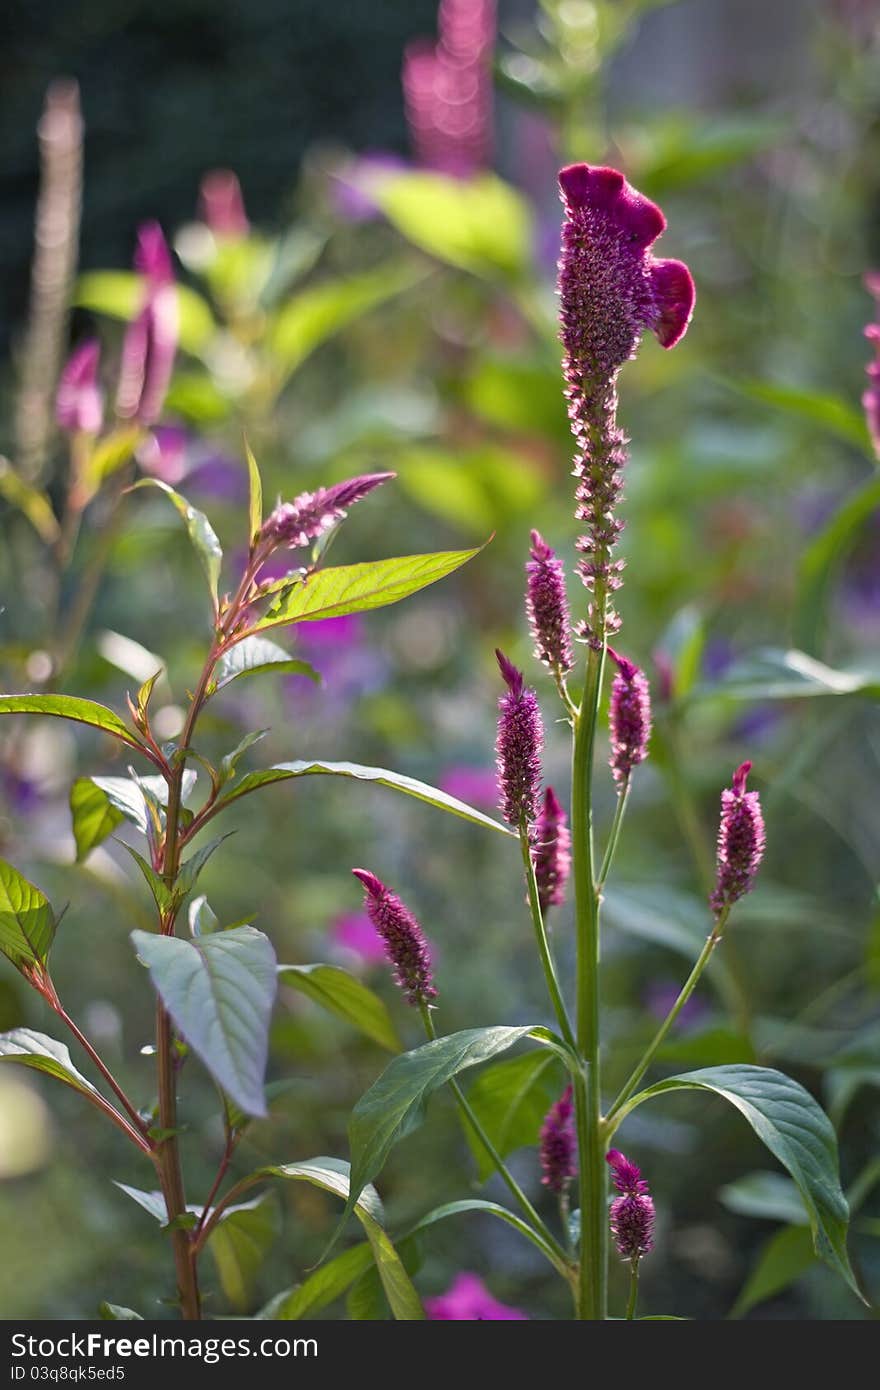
left=558, top=164, right=695, bottom=647
left=495, top=650, right=544, bottom=830
left=259, top=472, right=395, bottom=554
left=607, top=647, right=652, bottom=788
left=526, top=530, right=574, bottom=677
left=863, top=271, right=880, bottom=457
left=539, top=1085, right=576, bottom=1195
left=532, top=786, right=571, bottom=912
left=352, top=869, right=437, bottom=1007
left=606, top=1148, right=655, bottom=1262
left=710, top=761, right=766, bottom=918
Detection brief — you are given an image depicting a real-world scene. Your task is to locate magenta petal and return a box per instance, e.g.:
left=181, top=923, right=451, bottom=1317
left=650, top=257, right=696, bottom=348
left=134, top=221, right=174, bottom=285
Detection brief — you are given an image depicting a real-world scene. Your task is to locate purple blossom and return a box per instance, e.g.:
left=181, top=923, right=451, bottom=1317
left=558, top=164, right=694, bottom=646
left=138, top=424, right=189, bottom=484
left=539, top=1084, right=576, bottom=1194
left=259, top=472, right=395, bottom=552
left=710, top=761, right=766, bottom=917
left=525, top=530, right=574, bottom=675
left=606, top=1148, right=655, bottom=1261
left=56, top=339, right=103, bottom=435
left=863, top=273, right=880, bottom=457
left=199, top=169, right=249, bottom=240
left=352, top=869, right=437, bottom=1006
left=607, top=647, right=652, bottom=787
left=402, top=0, right=495, bottom=178
left=331, top=912, right=386, bottom=966
left=532, top=786, right=571, bottom=913
left=494, top=650, right=544, bottom=829
left=116, top=222, right=178, bottom=426
left=424, top=1272, right=527, bottom=1321
left=438, top=765, right=498, bottom=808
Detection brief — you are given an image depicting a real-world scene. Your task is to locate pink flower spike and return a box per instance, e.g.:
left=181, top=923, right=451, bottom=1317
left=199, top=169, right=249, bottom=240
left=494, top=650, right=544, bottom=828
left=56, top=339, right=103, bottom=435
left=260, top=472, right=395, bottom=552
left=532, top=786, right=571, bottom=912
left=710, top=761, right=766, bottom=917
left=352, top=869, right=436, bottom=1006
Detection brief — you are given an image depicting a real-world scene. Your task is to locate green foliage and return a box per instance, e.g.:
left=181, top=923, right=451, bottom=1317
left=463, top=1050, right=561, bottom=1181
left=0, top=695, right=144, bottom=752
left=373, top=173, right=533, bottom=281
left=213, top=637, right=320, bottom=691
left=278, top=964, right=401, bottom=1052
left=0, top=863, right=56, bottom=973
left=130, top=479, right=223, bottom=607
left=0, top=1029, right=98, bottom=1099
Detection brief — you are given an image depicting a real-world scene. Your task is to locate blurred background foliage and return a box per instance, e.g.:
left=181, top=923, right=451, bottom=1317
left=0, top=0, right=879, bottom=1320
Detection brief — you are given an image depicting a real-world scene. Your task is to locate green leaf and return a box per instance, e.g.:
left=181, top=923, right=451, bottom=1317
left=113, top=1183, right=168, bottom=1223
left=623, top=1064, right=860, bottom=1299
left=85, top=769, right=197, bottom=840
left=259, top=1244, right=374, bottom=1320
left=99, top=1303, right=144, bottom=1321
left=723, top=377, right=872, bottom=450
left=730, top=1225, right=816, bottom=1318
left=119, top=844, right=175, bottom=914
left=213, top=758, right=513, bottom=837
left=75, top=272, right=216, bottom=356
left=0, top=1029, right=98, bottom=1098
left=130, top=479, right=222, bottom=608
left=278, top=964, right=401, bottom=1052
left=404, top=1198, right=562, bottom=1270
left=794, top=474, right=880, bottom=655
left=0, top=456, right=60, bottom=543
left=0, top=861, right=56, bottom=973
left=207, top=1192, right=280, bottom=1311
left=0, top=694, right=144, bottom=752
left=213, top=636, right=320, bottom=691
left=250, top=1156, right=423, bottom=1320
left=346, top=1027, right=538, bottom=1221
left=84, top=427, right=144, bottom=491
left=463, top=1050, right=560, bottom=1181
left=131, top=926, right=277, bottom=1117
left=373, top=172, right=533, bottom=280
left=718, top=1172, right=809, bottom=1226
left=70, top=779, right=125, bottom=862
left=188, top=894, right=218, bottom=937
left=245, top=440, right=262, bottom=543
left=175, top=833, right=233, bottom=900
left=253, top=546, right=483, bottom=631
left=268, top=264, right=424, bottom=375
left=686, top=647, right=880, bottom=704
left=219, top=729, right=269, bottom=784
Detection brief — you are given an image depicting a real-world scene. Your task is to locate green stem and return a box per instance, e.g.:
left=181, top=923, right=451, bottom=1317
left=625, top=1258, right=640, bottom=1320
left=418, top=1004, right=571, bottom=1276
left=596, top=780, right=630, bottom=893
left=605, top=907, right=730, bottom=1131
left=519, top=823, right=576, bottom=1050
left=572, top=641, right=608, bottom=1321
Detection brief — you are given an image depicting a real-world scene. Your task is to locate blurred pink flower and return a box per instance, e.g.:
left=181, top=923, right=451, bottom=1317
left=438, top=765, right=498, bottom=807
left=199, top=169, right=249, bottom=240
left=402, top=0, right=495, bottom=178
left=56, top=339, right=103, bottom=435
left=425, top=1272, right=527, bottom=1320
left=331, top=912, right=386, bottom=965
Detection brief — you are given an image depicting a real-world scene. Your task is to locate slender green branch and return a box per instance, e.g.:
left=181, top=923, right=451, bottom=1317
left=519, top=823, right=576, bottom=1051
left=419, top=1004, right=571, bottom=1276
left=596, top=779, right=630, bottom=893
left=605, top=907, right=730, bottom=1132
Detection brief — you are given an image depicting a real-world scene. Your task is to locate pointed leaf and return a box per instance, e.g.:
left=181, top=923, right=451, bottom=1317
left=131, top=926, right=277, bottom=1117
left=0, top=694, right=145, bottom=752
left=84, top=768, right=197, bottom=840
left=99, top=1303, right=144, bottom=1321
left=130, top=479, right=222, bottom=607
left=213, top=636, right=320, bottom=691
left=219, top=729, right=269, bottom=784
left=253, top=546, right=482, bottom=630
left=622, top=1064, right=861, bottom=1300
left=0, top=862, right=56, bottom=972
left=258, top=1244, right=374, bottom=1320
left=207, top=1192, right=280, bottom=1311
left=245, top=440, right=262, bottom=543
left=70, top=779, right=125, bottom=861
left=0, top=1029, right=98, bottom=1098
left=278, top=964, right=401, bottom=1052
left=463, top=1050, right=561, bottom=1181
left=213, top=759, right=513, bottom=837
left=175, top=833, right=233, bottom=900
left=405, top=1198, right=563, bottom=1271
left=189, top=895, right=218, bottom=937
left=730, top=1225, right=816, bottom=1319
left=119, top=844, right=175, bottom=914
left=113, top=1183, right=168, bottom=1224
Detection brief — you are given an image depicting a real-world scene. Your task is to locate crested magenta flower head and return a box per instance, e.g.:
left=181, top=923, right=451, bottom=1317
left=607, top=647, right=652, bottom=787
left=56, top=339, right=103, bottom=435
left=116, top=221, right=178, bottom=426
left=539, top=1084, right=576, bottom=1194
left=525, top=530, right=574, bottom=675
left=710, top=761, right=766, bottom=917
left=495, top=650, right=544, bottom=829
left=352, top=869, right=437, bottom=1006
left=558, top=164, right=694, bottom=646
left=259, top=472, right=395, bottom=553
left=199, top=169, right=249, bottom=240
left=863, top=272, right=880, bottom=457
left=606, top=1148, right=655, bottom=1261
left=533, top=786, right=571, bottom=912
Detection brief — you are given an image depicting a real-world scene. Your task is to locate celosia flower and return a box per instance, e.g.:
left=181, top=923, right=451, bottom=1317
left=607, top=647, right=652, bottom=787
left=259, top=472, right=395, bottom=552
left=558, top=164, right=695, bottom=645
left=352, top=869, right=437, bottom=1006
left=539, top=1084, right=576, bottom=1194
left=710, top=761, right=765, bottom=917
left=525, top=530, right=574, bottom=675
left=116, top=222, right=178, bottom=426
left=56, top=339, right=103, bottom=434
left=532, top=786, right=571, bottom=912
left=199, top=169, right=249, bottom=240
left=606, top=1148, right=655, bottom=1261
left=402, top=0, right=495, bottom=178
left=863, top=272, right=880, bottom=457
left=495, top=650, right=544, bottom=828
left=424, top=1272, right=527, bottom=1321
